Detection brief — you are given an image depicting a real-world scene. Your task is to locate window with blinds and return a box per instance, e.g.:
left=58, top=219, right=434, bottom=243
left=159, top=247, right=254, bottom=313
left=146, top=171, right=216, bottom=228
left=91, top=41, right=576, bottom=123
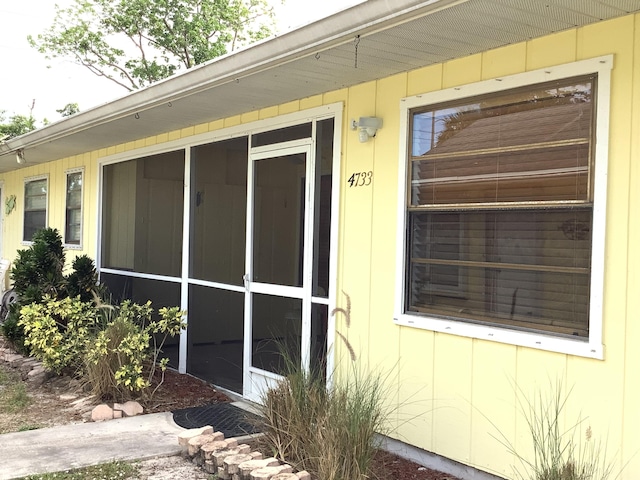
left=23, top=177, right=48, bottom=242
left=65, top=170, right=83, bottom=246
left=405, top=75, right=595, bottom=338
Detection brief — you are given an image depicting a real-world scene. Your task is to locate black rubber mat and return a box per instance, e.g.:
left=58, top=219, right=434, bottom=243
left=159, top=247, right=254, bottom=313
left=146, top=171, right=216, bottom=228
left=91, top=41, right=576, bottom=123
left=172, top=402, right=261, bottom=437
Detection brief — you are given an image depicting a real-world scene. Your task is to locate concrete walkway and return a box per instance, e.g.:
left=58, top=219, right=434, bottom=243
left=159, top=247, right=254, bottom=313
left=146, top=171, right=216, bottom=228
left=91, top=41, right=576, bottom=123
left=0, top=412, right=185, bottom=480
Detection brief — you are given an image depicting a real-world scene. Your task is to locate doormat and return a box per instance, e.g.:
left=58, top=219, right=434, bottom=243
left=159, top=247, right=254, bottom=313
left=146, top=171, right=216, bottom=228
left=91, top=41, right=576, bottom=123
left=172, top=402, right=261, bottom=437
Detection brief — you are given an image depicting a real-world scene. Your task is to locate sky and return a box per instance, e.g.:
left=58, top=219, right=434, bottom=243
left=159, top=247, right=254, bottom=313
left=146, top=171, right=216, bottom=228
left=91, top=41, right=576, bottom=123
left=0, top=0, right=364, bottom=123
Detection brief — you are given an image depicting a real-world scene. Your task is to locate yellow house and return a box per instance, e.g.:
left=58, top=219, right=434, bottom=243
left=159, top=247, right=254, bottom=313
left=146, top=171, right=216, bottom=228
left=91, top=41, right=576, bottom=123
left=1, top=1, right=639, bottom=478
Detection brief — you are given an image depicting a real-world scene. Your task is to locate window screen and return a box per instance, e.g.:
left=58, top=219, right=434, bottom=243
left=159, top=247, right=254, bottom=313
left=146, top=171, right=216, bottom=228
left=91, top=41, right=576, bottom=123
left=406, top=76, right=595, bottom=338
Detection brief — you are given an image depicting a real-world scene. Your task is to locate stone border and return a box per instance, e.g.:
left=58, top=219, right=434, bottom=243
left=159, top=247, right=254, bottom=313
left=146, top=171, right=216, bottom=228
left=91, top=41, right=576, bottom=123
left=178, top=426, right=311, bottom=480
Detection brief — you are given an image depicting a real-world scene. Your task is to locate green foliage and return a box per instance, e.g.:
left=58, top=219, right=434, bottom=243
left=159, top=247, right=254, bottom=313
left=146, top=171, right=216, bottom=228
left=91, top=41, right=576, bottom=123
left=1, top=314, right=28, bottom=354
left=0, top=368, right=31, bottom=414
left=29, top=0, right=276, bottom=91
left=17, top=460, right=138, bottom=480
left=56, top=103, right=80, bottom=117
left=0, top=112, right=36, bottom=140
left=12, top=228, right=65, bottom=305
left=260, top=361, right=390, bottom=480
left=2, top=228, right=101, bottom=352
left=19, top=296, right=98, bottom=374
left=91, top=300, right=186, bottom=400
left=496, top=381, right=618, bottom=480
left=66, top=255, right=99, bottom=302
left=17, top=294, right=184, bottom=401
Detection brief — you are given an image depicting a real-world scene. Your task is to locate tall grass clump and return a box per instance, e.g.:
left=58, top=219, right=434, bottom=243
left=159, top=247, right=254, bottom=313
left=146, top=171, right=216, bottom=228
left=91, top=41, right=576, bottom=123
left=258, top=292, right=391, bottom=480
left=497, top=380, right=619, bottom=480
left=260, top=360, right=389, bottom=480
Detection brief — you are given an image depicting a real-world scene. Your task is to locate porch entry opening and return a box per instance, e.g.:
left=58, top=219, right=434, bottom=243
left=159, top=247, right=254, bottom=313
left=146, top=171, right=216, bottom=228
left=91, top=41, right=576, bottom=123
left=99, top=117, right=335, bottom=399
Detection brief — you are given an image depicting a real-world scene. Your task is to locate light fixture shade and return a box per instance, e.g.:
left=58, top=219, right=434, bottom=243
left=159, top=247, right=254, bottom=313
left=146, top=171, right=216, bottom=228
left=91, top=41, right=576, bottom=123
left=16, top=150, right=25, bottom=164
left=351, top=116, right=383, bottom=142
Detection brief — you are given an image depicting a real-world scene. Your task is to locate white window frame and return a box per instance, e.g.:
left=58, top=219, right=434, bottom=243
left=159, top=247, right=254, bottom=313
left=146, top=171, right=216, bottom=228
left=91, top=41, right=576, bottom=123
left=64, top=167, right=84, bottom=249
left=23, top=174, right=49, bottom=244
left=394, top=55, right=612, bottom=359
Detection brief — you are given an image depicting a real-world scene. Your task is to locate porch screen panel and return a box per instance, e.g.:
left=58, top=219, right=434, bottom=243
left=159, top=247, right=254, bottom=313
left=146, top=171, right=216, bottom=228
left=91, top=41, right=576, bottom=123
left=406, top=75, right=595, bottom=338
left=253, top=154, right=306, bottom=287
left=190, top=138, right=248, bottom=285
left=100, top=273, right=181, bottom=368
left=252, top=293, right=302, bottom=375
left=101, top=150, right=184, bottom=277
left=312, top=119, right=334, bottom=298
left=187, top=285, right=244, bottom=393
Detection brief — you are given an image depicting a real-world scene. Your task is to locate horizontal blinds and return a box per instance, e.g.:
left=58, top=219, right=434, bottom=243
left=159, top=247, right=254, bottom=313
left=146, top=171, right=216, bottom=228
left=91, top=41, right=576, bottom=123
left=407, top=209, right=591, bottom=337
left=410, top=77, right=593, bottom=206
left=405, top=75, right=596, bottom=337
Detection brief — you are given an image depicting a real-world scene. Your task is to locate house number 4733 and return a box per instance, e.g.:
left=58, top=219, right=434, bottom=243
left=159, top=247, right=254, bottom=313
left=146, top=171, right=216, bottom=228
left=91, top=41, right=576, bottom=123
left=347, top=171, right=373, bottom=187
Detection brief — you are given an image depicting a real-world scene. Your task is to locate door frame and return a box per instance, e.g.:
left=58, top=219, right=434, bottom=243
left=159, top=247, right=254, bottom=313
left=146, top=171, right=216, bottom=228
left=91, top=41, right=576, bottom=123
left=243, top=141, right=315, bottom=403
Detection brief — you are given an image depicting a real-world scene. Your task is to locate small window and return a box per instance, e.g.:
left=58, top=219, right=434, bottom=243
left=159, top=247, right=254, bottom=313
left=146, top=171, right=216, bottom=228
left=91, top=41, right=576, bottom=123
left=23, top=177, right=48, bottom=242
left=65, top=169, right=83, bottom=246
left=396, top=56, right=613, bottom=358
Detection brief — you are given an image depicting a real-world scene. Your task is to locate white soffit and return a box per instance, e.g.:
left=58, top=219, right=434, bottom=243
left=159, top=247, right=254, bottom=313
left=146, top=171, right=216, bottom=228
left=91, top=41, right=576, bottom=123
left=0, top=0, right=638, bottom=170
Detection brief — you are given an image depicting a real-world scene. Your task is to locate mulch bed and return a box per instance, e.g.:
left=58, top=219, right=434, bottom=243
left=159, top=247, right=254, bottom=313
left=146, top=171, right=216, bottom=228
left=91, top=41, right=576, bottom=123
left=146, top=369, right=461, bottom=480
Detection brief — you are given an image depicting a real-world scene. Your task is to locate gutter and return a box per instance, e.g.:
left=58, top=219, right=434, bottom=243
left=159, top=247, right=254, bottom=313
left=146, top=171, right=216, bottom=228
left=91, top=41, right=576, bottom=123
left=0, top=0, right=463, bottom=158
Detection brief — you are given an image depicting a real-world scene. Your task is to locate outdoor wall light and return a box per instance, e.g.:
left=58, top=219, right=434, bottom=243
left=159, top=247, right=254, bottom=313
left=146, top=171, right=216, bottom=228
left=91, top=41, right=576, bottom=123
left=351, top=116, right=383, bottom=143
left=16, top=149, right=25, bottom=164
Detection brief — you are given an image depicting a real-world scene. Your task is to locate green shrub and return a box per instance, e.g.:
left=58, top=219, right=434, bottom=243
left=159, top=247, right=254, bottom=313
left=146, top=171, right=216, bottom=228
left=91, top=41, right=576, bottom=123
left=17, top=293, right=185, bottom=401
left=12, top=228, right=65, bottom=305
left=2, top=228, right=102, bottom=352
left=66, top=255, right=100, bottom=302
left=19, top=296, right=97, bottom=374
left=84, top=300, right=185, bottom=401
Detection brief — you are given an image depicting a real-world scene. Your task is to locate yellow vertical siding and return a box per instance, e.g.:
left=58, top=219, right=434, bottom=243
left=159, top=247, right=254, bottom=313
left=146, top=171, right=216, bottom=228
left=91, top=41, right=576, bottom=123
left=339, top=81, right=377, bottom=363
left=621, top=12, right=640, bottom=474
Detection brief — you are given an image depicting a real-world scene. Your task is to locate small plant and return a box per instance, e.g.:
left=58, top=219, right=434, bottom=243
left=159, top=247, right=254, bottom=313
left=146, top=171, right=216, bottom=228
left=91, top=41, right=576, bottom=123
left=259, top=292, right=391, bottom=480
left=0, top=381, right=31, bottom=413
left=497, top=380, right=618, bottom=480
left=84, top=300, right=185, bottom=401
left=17, top=460, right=138, bottom=480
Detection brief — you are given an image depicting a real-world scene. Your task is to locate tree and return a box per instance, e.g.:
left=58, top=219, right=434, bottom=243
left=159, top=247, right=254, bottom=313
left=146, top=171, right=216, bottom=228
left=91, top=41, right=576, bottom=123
left=29, top=0, right=276, bottom=92
left=56, top=103, right=80, bottom=117
left=0, top=112, right=36, bottom=140
left=1, top=99, right=38, bottom=140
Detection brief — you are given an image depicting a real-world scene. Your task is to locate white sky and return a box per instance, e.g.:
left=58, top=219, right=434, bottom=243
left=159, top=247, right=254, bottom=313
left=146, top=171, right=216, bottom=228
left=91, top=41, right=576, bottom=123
left=0, top=0, right=364, bottom=122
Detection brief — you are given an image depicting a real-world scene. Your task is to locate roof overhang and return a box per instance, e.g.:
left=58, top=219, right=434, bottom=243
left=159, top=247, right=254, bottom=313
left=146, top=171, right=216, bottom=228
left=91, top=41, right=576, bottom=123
left=1, top=0, right=638, bottom=171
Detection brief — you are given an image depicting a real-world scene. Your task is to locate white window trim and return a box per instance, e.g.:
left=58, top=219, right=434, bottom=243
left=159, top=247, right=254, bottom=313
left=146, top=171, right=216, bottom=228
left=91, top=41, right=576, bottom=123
left=22, top=174, right=49, bottom=245
left=64, top=167, right=84, bottom=249
left=394, top=55, right=613, bottom=360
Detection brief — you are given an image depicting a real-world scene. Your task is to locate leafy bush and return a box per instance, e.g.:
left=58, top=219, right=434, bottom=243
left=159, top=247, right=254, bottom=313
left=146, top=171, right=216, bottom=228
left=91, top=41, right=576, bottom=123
left=11, top=228, right=65, bottom=305
left=66, top=255, right=100, bottom=302
left=17, top=295, right=185, bottom=401
left=2, top=228, right=101, bottom=352
left=19, top=295, right=97, bottom=374
left=82, top=300, right=184, bottom=400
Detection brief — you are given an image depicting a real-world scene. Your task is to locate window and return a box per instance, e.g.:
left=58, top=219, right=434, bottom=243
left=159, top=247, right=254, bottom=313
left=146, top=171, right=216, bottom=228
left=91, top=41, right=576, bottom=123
left=23, top=176, right=48, bottom=242
left=395, top=57, right=612, bottom=358
left=101, top=150, right=184, bottom=277
left=65, top=169, right=83, bottom=246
